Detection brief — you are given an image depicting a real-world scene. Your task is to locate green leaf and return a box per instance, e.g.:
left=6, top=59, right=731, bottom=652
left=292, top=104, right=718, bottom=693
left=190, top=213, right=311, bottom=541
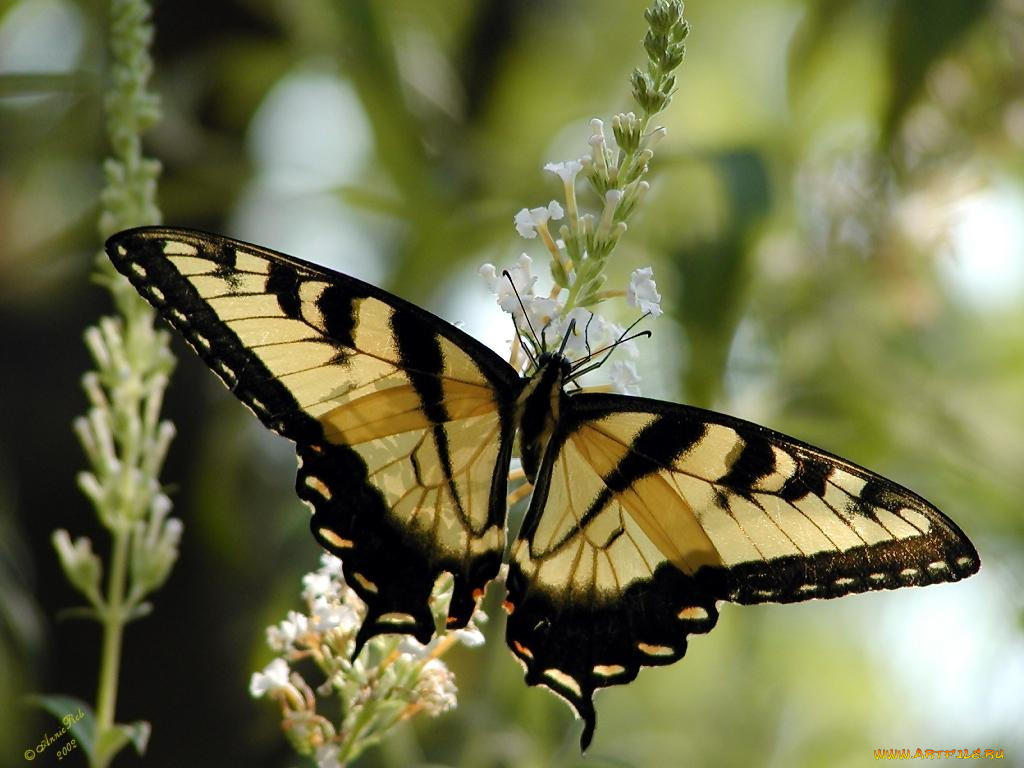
left=54, top=605, right=103, bottom=622
left=29, top=694, right=97, bottom=759
left=672, top=149, right=771, bottom=408
left=29, top=694, right=151, bottom=767
left=94, top=720, right=151, bottom=766
left=883, top=0, right=993, bottom=142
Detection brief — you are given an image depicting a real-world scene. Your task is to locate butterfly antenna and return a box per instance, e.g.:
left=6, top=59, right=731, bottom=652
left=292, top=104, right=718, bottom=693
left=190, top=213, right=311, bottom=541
left=502, top=270, right=539, bottom=367
left=570, top=313, right=652, bottom=380
left=563, top=316, right=588, bottom=393
left=556, top=318, right=578, bottom=357
left=581, top=312, right=596, bottom=361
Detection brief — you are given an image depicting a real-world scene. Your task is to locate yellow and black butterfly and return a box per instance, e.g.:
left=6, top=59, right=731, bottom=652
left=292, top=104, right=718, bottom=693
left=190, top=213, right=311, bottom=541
left=106, top=227, right=979, bottom=749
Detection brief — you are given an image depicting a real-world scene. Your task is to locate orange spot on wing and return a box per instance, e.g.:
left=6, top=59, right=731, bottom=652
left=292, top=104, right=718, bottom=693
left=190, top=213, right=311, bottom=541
left=512, top=640, right=533, bottom=660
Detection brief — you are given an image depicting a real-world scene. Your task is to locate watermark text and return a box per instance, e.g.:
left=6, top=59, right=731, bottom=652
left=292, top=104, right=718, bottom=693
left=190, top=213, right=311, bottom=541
left=23, top=709, right=84, bottom=762
left=874, top=748, right=1004, bottom=760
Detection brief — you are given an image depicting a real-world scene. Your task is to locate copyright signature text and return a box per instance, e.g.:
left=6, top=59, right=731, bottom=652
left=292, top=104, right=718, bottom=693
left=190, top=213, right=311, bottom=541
left=24, top=708, right=84, bottom=762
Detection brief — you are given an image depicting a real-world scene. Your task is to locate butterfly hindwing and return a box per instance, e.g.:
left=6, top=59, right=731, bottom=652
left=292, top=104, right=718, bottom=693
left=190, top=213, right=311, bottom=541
left=506, top=393, right=979, bottom=748
left=106, top=228, right=522, bottom=646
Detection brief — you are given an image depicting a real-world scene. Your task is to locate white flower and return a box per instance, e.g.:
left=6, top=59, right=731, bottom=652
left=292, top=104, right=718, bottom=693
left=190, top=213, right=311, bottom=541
left=266, top=610, right=310, bottom=651
left=544, top=159, right=583, bottom=185
left=52, top=529, right=102, bottom=600
left=314, top=744, right=342, bottom=768
left=250, top=658, right=295, bottom=698
left=414, top=658, right=458, bottom=716
left=552, top=307, right=601, bottom=361
left=318, top=553, right=344, bottom=577
left=609, top=360, right=643, bottom=395
left=627, top=266, right=662, bottom=317
left=310, top=594, right=361, bottom=633
left=265, top=625, right=289, bottom=652
left=481, top=254, right=538, bottom=315
left=522, top=296, right=563, bottom=342
left=513, top=208, right=535, bottom=238
left=478, top=263, right=499, bottom=290
left=396, top=636, right=430, bottom=657
left=453, top=622, right=486, bottom=648
left=514, top=201, right=564, bottom=238
left=397, top=615, right=487, bottom=660
left=301, top=570, right=334, bottom=602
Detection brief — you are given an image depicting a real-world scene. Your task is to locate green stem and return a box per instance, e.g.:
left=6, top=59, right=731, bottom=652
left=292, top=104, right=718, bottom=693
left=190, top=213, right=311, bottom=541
left=337, top=700, right=378, bottom=766
left=94, top=524, right=131, bottom=762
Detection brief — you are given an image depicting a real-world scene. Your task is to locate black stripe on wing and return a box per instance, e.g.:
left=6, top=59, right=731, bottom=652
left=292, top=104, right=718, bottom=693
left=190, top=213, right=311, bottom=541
left=567, top=393, right=979, bottom=601
left=505, top=557, right=718, bottom=751
left=107, top=229, right=328, bottom=443
left=106, top=226, right=522, bottom=652
left=506, top=390, right=979, bottom=749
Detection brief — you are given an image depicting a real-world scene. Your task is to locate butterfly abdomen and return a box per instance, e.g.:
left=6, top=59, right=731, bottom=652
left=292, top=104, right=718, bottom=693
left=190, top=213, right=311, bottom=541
left=516, top=353, right=572, bottom=482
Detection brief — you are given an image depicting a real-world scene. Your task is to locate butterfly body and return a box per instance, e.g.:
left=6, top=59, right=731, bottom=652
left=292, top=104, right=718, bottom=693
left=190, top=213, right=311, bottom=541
left=516, top=351, right=571, bottom=482
left=106, top=227, right=979, bottom=750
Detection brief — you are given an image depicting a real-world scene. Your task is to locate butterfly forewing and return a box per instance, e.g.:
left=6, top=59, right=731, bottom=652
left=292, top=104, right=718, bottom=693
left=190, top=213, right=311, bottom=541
left=505, top=392, right=979, bottom=748
left=106, top=227, right=521, bottom=647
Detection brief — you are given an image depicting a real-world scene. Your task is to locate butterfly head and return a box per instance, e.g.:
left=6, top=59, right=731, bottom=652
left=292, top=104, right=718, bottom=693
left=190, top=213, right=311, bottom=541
left=499, top=268, right=652, bottom=393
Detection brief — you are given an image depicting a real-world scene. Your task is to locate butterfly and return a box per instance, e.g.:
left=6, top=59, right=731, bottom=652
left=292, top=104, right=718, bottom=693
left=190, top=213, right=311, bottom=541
left=106, top=226, right=979, bottom=750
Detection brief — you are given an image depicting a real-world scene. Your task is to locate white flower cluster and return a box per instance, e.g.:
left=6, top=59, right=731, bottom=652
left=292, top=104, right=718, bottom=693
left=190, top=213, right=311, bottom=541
left=249, top=554, right=485, bottom=766
left=479, top=117, right=666, bottom=396
left=480, top=256, right=660, bottom=395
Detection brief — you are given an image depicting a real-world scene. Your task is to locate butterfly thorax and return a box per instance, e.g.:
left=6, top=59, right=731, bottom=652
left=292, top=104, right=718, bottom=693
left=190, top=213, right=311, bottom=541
left=516, top=352, right=572, bottom=483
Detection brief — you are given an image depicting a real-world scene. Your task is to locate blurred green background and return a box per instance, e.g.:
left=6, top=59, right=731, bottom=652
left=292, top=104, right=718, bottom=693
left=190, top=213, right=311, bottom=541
left=2, top=0, right=1022, bottom=766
